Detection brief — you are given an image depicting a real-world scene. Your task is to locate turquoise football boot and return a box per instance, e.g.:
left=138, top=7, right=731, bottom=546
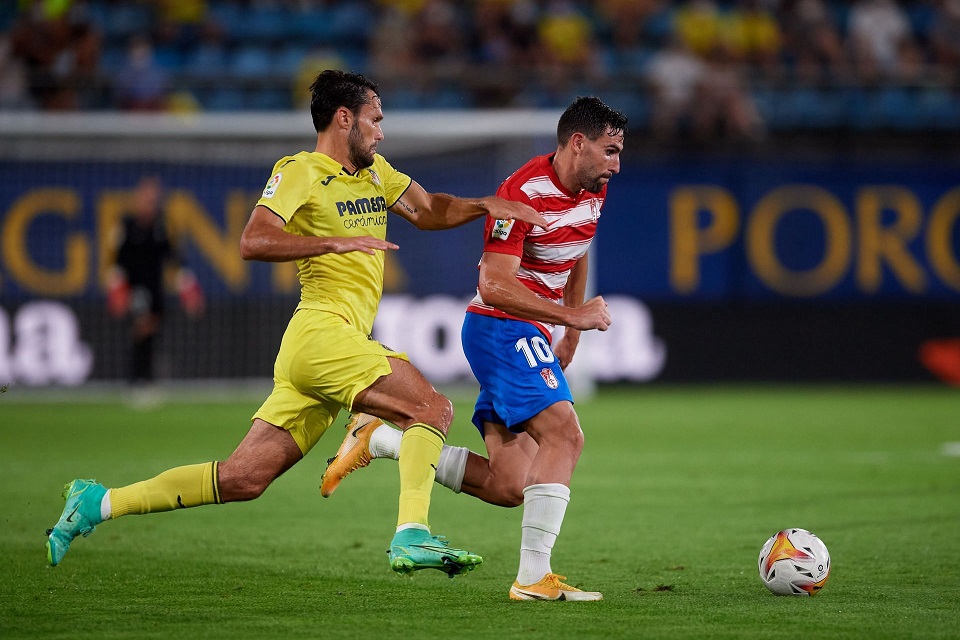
left=46, top=479, right=106, bottom=566
left=388, top=528, right=483, bottom=577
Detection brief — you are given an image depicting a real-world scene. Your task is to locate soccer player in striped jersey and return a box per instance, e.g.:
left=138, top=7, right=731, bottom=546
left=44, top=70, right=548, bottom=577
left=322, top=97, right=626, bottom=600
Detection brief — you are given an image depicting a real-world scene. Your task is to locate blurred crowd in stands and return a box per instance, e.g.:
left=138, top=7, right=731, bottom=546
left=1, top=0, right=959, bottom=140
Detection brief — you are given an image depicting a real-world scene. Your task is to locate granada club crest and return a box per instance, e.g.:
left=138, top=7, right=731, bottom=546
left=540, top=368, right=559, bottom=389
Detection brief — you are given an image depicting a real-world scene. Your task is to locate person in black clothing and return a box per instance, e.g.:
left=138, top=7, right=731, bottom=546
left=107, top=175, right=203, bottom=383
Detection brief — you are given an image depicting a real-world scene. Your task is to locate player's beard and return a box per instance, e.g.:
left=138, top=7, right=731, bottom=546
left=577, top=160, right=611, bottom=193
left=581, top=170, right=610, bottom=193
left=347, top=123, right=376, bottom=170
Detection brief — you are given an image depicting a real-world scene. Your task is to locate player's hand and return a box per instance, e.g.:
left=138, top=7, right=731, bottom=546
left=177, top=269, right=205, bottom=318
left=569, top=296, right=611, bottom=331
left=328, top=236, right=400, bottom=255
left=553, top=329, right=581, bottom=370
left=484, top=197, right=549, bottom=229
left=106, top=268, right=130, bottom=318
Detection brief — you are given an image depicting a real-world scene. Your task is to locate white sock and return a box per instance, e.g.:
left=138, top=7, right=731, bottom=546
left=370, top=425, right=469, bottom=494
left=517, top=483, right=570, bottom=586
left=100, top=491, right=112, bottom=521
left=369, top=424, right=402, bottom=459
left=435, top=446, right=469, bottom=493
left=395, top=522, right=429, bottom=534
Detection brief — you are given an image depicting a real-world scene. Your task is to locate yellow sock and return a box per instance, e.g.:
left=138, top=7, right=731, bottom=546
left=109, top=462, right=221, bottom=518
left=397, top=424, right=444, bottom=529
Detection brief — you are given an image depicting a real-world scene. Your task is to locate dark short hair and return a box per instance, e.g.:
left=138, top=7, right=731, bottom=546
left=557, top=96, right=628, bottom=146
left=309, top=70, right=380, bottom=133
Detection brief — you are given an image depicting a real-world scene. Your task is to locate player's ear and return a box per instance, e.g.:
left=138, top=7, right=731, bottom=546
left=335, top=106, right=353, bottom=130
left=569, top=132, right=586, bottom=153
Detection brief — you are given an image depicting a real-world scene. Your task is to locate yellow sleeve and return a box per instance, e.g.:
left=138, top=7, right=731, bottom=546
left=256, top=157, right=312, bottom=223
left=373, top=155, right=413, bottom=208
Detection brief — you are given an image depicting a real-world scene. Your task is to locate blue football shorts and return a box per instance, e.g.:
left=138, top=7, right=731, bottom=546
left=461, top=312, right=573, bottom=435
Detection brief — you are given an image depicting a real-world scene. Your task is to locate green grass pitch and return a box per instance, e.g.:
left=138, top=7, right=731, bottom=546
left=1, top=386, right=959, bottom=639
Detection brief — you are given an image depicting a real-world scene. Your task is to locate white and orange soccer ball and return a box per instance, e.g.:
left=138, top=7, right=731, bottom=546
left=758, top=528, right=831, bottom=596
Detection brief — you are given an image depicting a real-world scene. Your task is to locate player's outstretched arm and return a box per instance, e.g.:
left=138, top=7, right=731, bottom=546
left=389, top=181, right=548, bottom=231
left=240, top=205, right=398, bottom=262
left=479, top=252, right=611, bottom=332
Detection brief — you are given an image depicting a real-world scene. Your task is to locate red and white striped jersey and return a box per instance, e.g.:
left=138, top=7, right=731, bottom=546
left=466, top=153, right=605, bottom=337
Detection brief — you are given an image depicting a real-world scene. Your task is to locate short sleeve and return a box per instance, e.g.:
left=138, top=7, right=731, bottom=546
left=372, top=155, right=413, bottom=207
left=481, top=182, right=534, bottom=257
left=256, top=157, right=311, bottom=224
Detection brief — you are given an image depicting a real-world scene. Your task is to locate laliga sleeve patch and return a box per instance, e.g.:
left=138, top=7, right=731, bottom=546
left=262, top=173, right=282, bottom=198
left=492, top=218, right=515, bottom=240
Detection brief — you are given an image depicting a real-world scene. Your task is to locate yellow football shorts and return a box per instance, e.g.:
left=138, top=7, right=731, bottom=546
left=253, top=308, right=408, bottom=454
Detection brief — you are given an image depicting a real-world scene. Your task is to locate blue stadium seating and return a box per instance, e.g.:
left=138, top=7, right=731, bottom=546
left=291, top=7, right=335, bottom=45
left=201, top=87, right=245, bottom=112
left=7, top=0, right=957, bottom=128
left=100, top=3, right=151, bottom=40
left=245, top=89, right=291, bottom=111
left=229, top=46, right=274, bottom=81
left=182, top=44, right=229, bottom=81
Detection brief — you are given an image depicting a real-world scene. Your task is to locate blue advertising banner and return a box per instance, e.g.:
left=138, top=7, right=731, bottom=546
left=599, top=156, right=960, bottom=300
left=1, top=154, right=958, bottom=302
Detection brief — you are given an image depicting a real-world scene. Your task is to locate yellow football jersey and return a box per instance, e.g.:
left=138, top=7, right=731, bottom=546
left=256, top=151, right=412, bottom=334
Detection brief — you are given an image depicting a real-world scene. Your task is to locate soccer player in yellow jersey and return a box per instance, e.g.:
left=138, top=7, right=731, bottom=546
left=45, top=70, right=548, bottom=576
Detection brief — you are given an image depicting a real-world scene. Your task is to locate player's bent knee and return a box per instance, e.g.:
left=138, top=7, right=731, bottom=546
left=410, top=393, right=453, bottom=432
left=481, top=470, right=525, bottom=507
left=435, top=396, right=454, bottom=430
left=474, top=485, right=524, bottom=508
left=496, top=487, right=525, bottom=508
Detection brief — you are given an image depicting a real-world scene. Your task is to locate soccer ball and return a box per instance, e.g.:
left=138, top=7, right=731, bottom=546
left=757, top=528, right=831, bottom=596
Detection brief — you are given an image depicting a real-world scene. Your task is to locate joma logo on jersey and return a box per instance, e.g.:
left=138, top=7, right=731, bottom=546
left=336, top=196, right=387, bottom=217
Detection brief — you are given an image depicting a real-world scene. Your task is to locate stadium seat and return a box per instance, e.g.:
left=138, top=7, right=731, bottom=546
left=245, top=89, right=292, bottom=111
left=232, top=5, right=289, bottom=44
left=599, top=90, right=650, bottom=123
left=207, top=2, right=245, bottom=46
left=228, top=46, right=274, bottom=81
left=102, top=4, right=152, bottom=40
left=386, top=88, right=423, bottom=110
left=98, top=44, right=128, bottom=74
left=328, top=4, right=373, bottom=47
left=275, top=45, right=310, bottom=76
left=644, top=7, right=676, bottom=43
left=335, top=48, right=370, bottom=75
left=614, top=47, right=654, bottom=74
left=202, top=88, right=245, bottom=112
left=152, top=45, right=185, bottom=73
left=83, top=1, right=111, bottom=35
left=182, top=44, right=229, bottom=81
left=420, top=86, right=468, bottom=110
left=291, top=7, right=334, bottom=46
